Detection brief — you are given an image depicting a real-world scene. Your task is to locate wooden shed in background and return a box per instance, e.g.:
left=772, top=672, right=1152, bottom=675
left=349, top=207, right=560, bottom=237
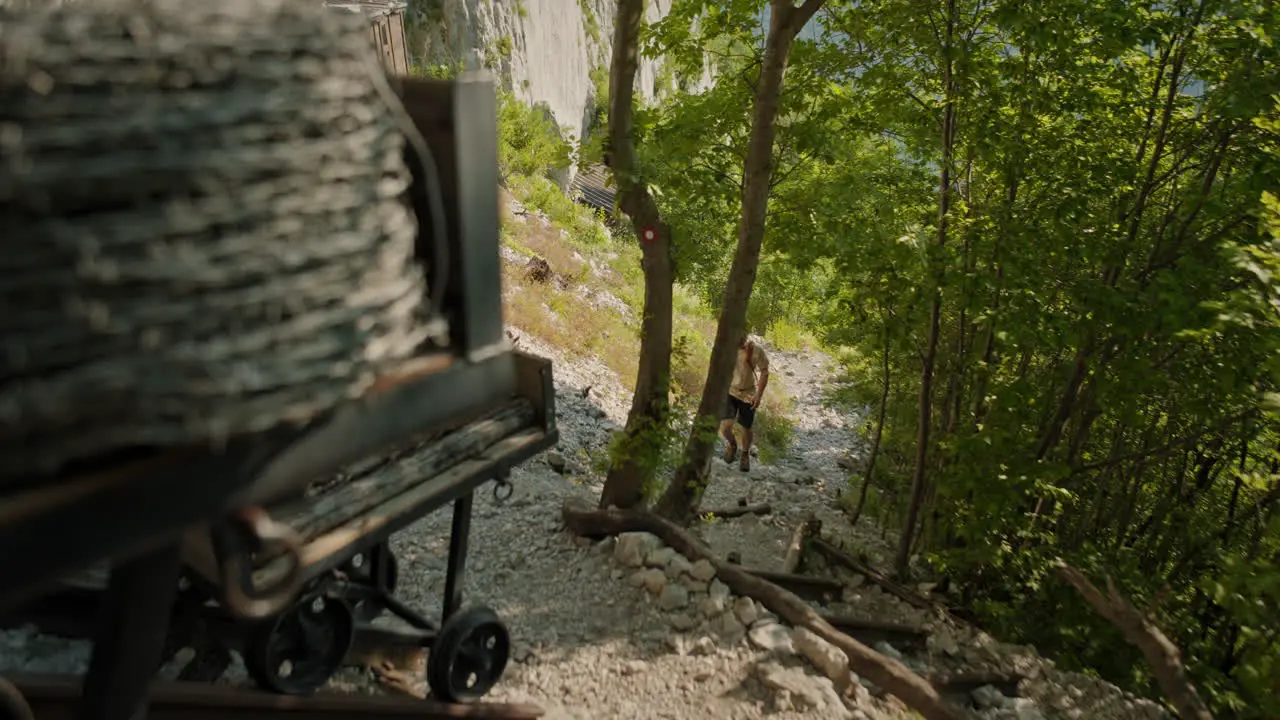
left=324, top=0, right=410, bottom=76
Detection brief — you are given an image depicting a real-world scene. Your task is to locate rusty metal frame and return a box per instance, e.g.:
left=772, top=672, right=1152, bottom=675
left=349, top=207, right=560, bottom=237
left=0, top=72, right=555, bottom=720
left=11, top=675, right=545, bottom=720
left=0, top=352, right=517, bottom=614
left=0, top=351, right=557, bottom=719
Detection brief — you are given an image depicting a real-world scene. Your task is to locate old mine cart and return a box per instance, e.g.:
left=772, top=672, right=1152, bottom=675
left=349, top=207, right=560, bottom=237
left=0, top=2, right=555, bottom=719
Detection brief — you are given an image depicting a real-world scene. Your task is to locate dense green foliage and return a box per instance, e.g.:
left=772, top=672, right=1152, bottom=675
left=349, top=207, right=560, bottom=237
left=626, top=0, right=1280, bottom=715
left=413, top=0, right=1279, bottom=709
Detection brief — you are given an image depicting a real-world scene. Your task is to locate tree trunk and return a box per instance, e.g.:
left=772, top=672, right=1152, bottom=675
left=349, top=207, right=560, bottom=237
left=1059, top=565, right=1214, bottom=720
left=655, top=0, right=825, bottom=523
left=850, top=332, right=892, bottom=526
left=275, top=400, right=535, bottom=537
left=597, top=0, right=675, bottom=510
left=895, top=0, right=956, bottom=578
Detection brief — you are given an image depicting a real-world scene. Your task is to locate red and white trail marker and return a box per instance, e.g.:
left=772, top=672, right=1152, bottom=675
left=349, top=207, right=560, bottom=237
left=642, top=227, right=657, bottom=244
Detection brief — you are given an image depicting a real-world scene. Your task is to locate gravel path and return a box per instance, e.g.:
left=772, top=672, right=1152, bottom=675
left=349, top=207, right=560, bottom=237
left=372, top=334, right=1171, bottom=720
left=0, top=330, right=1171, bottom=720
left=360, top=333, right=1170, bottom=720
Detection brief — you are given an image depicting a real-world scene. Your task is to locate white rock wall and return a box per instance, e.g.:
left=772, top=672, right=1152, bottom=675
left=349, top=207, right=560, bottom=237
left=414, top=0, right=711, bottom=148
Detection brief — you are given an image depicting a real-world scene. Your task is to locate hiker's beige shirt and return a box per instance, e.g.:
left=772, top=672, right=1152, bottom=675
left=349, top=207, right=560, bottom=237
left=730, top=343, right=769, bottom=402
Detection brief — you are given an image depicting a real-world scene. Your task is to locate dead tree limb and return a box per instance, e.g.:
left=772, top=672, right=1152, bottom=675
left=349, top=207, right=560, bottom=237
left=699, top=502, right=772, bottom=519
left=930, top=670, right=1025, bottom=698
left=811, top=537, right=935, bottom=611
left=741, top=568, right=842, bottom=603
left=781, top=515, right=817, bottom=574
left=1058, top=564, right=1213, bottom=720
left=820, top=614, right=929, bottom=651
left=562, top=498, right=968, bottom=720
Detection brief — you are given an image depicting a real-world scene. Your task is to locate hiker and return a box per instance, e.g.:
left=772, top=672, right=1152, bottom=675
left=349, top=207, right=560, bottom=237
left=721, top=334, right=770, bottom=472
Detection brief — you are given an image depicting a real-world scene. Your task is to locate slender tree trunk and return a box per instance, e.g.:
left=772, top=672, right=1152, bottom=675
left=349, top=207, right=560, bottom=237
left=597, top=0, right=675, bottom=509
left=851, top=331, right=892, bottom=526
left=655, top=0, right=826, bottom=523
left=894, top=0, right=956, bottom=578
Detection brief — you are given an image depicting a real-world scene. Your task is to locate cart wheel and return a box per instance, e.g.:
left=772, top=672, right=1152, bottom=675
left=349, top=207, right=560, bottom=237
left=426, top=606, right=510, bottom=702
left=345, top=543, right=398, bottom=622
left=243, top=593, right=354, bottom=695
left=0, top=678, right=33, bottom=720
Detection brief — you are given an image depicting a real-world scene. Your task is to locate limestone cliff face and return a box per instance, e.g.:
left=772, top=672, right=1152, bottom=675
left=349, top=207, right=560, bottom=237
left=411, top=0, right=711, bottom=149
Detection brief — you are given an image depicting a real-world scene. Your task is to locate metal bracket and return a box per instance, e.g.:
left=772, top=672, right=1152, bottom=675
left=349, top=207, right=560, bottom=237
left=491, top=475, right=513, bottom=505
left=211, top=508, right=303, bottom=619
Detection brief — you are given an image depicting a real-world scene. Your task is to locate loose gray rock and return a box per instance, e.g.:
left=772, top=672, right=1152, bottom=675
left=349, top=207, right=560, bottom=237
left=710, top=613, right=745, bottom=640
left=670, top=613, right=698, bottom=631
left=645, top=546, right=677, bottom=569
left=689, top=559, right=717, bottom=582
left=658, top=583, right=690, bottom=610
left=679, top=575, right=709, bottom=593
left=755, top=662, right=852, bottom=718
left=698, top=595, right=727, bottom=618
left=732, top=595, right=759, bottom=626
left=973, top=684, right=1006, bottom=709
left=633, top=568, right=666, bottom=595
left=793, top=627, right=852, bottom=689
left=748, top=622, right=795, bottom=655
left=3, top=326, right=1173, bottom=720
left=546, top=451, right=567, bottom=473
left=664, top=553, right=694, bottom=580
left=873, top=641, right=903, bottom=661
left=690, top=636, right=717, bottom=656
left=614, top=532, right=661, bottom=568
left=708, top=579, right=731, bottom=601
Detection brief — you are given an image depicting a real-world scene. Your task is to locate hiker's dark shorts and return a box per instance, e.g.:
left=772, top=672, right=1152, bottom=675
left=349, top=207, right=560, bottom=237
left=722, top=395, right=756, bottom=429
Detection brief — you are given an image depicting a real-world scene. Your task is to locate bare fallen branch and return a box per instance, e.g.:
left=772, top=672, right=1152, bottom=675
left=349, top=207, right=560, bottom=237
left=820, top=614, right=929, bottom=652
left=741, top=568, right=843, bottom=603
left=811, top=537, right=939, bottom=612
left=781, top=515, right=818, bottom=574
left=929, top=670, right=1025, bottom=698
left=1058, top=564, right=1213, bottom=720
left=564, top=499, right=968, bottom=720
left=698, top=502, right=772, bottom=519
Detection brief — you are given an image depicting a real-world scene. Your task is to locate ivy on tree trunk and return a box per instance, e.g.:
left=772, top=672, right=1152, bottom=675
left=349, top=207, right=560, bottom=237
left=597, top=0, right=676, bottom=510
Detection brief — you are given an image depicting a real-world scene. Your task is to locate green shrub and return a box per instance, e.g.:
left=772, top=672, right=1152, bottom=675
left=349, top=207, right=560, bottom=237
left=768, top=317, right=817, bottom=352
left=413, top=60, right=465, bottom=80
left=497, top=91, right=571, bottom=180
left=753, top=405, right=795, bottom=464
left=508, top=174, right=610, bottom=246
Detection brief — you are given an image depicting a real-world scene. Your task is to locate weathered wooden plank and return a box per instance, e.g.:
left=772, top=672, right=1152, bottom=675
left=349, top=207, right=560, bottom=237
left=274, top=399, right=534, bottom=540
left=742, top=568, right=843, bottom=602
left=820, top=613, right=929, bottom=651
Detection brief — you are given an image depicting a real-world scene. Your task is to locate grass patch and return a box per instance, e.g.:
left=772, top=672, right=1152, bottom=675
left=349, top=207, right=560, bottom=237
left=508, top=174, right=611, bottom=246
left=499, top=187, right=637, bottom=386
left=768, top=317, right=822, bottom=353
left=500, top=257, right=637, bottom=386
left=755, top=386, right=796, bottom=463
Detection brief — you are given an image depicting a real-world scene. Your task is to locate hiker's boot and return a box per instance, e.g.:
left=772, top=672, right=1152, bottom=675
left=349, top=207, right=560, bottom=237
left=739, top=453, right=750, bottom=473
left=722, top=440, right=738, bottom=465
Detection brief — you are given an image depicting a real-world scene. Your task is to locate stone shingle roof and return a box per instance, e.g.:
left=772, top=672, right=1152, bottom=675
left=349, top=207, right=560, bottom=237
left=322, top=0, right=406, bottom=18
left=570, top=164, right=615, bottom=215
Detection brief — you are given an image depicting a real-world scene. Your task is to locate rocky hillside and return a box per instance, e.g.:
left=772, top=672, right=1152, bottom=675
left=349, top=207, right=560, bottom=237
left=0, top=184, right=1178, bottom=720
